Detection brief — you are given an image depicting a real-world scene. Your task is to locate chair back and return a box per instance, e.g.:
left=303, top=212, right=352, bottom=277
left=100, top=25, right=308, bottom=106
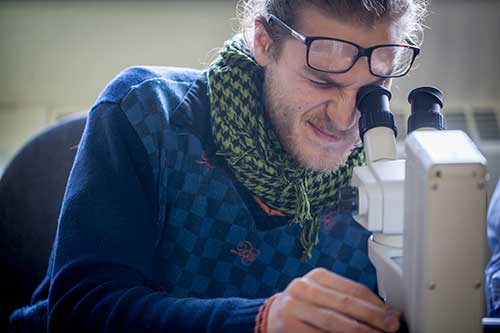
left=0, top=113, right=87, bottom=330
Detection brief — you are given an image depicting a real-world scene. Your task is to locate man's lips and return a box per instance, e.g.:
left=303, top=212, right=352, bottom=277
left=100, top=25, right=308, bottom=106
left=307, top=120, right=341, bottom=142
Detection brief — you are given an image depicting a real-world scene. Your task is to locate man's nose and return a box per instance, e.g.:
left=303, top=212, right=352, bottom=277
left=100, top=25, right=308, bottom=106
left=325, top=91, right=358, bottom=131
left=325, top=58, right=379, bottom=131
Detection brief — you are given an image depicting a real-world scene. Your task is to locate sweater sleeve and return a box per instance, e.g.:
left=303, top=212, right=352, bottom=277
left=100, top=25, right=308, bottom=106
left=486, top=180, right=500, bottom=316
left=47, top=102, right=264, bottom=333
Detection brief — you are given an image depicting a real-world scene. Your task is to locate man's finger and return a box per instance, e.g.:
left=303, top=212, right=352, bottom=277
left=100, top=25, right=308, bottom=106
left=289, top=299, right=384, bottom=333
left=306, top=268, right=386, bottom=308
left=287, top=278, right=400, bottom=332
left=286, top=317, right=329, bottom=333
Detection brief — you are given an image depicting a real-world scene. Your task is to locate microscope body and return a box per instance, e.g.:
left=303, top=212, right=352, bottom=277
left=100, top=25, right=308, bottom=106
left=350, top=127, right=406, bottom=310
left=345, top=86, right=488, bottom=332
left=403, top=130, right=487, bottom=333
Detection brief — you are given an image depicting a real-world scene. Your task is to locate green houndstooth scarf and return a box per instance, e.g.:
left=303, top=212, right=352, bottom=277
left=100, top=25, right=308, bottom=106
left=207, top=36, right=365, bottom=260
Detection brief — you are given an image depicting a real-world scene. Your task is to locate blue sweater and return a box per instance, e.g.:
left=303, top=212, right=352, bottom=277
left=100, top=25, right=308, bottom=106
left=11, top=66, right=376, bottom=332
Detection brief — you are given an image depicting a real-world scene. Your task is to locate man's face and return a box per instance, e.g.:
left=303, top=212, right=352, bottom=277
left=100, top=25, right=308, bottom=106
left=254, top=7, right=395, bottom=171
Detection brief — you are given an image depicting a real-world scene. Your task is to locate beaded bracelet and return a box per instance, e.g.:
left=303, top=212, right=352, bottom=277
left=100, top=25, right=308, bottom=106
left=254, top=293, right=281, bottom=333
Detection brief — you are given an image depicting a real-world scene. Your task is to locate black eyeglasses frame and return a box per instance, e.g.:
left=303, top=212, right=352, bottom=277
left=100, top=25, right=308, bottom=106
left=264, top=14, right=421, bottom=79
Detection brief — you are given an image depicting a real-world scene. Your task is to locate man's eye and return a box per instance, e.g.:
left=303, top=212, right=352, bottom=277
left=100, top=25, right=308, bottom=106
left=308, top=78, right=338, bottom=88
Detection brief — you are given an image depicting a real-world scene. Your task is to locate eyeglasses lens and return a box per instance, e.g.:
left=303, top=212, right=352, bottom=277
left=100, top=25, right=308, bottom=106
left=308, top=40, right=415, bottom=77
left=371, top=46, right=415, bottom=77
left=309, top=39, right=357, bottom=72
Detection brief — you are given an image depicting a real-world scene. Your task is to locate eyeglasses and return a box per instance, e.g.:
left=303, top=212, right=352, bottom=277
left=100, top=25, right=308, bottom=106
left=265, top=14, right=421, bottom=78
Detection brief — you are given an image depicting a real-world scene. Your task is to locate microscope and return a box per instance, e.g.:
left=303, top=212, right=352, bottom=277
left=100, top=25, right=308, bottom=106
left=338, top=85, right=488, bottom=332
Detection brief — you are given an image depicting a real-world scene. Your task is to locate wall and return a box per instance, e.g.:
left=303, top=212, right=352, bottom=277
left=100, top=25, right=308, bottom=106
left=1, top=0, right=499, bottom=180
left=0, top=0, right=236, bottom=171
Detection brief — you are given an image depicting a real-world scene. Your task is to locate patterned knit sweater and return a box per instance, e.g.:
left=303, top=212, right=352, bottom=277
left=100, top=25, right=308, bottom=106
left=10, top=66, right=376, bottom=333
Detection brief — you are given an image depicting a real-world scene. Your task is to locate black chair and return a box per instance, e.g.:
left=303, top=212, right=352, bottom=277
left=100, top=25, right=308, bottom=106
left=0, top=113, right=87, bottom=331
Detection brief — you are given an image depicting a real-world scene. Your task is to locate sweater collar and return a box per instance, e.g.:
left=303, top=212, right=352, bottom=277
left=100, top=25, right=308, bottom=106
left=170, top=71, right=218, bottom=159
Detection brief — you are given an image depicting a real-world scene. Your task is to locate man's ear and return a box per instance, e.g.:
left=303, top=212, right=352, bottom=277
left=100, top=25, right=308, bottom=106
left=253, top=20, right=272, bottom=67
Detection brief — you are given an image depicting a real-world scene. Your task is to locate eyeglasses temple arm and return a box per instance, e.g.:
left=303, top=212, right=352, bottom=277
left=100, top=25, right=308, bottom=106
left=265, top=14, right=307, bottom=43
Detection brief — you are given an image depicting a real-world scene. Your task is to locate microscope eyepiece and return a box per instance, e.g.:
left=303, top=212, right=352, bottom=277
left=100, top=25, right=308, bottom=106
left=356, top=85, right=397, bottom=141
left=407, top=86, right=445, bottom=133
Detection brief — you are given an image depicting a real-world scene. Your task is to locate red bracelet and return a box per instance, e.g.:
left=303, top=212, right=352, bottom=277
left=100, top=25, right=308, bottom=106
left=254, top=300, right=266, bottom=333
left=255, top=293, right=280, bottom=333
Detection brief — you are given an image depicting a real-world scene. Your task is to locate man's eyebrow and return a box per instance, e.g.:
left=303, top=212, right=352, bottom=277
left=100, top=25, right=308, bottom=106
left=304, top=65, right=332, bottom=80
left=303, top=66, right=347, bottom=86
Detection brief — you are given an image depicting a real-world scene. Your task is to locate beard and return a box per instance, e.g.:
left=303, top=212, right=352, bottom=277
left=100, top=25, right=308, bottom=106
left=262, top=68, right=361, bottom=172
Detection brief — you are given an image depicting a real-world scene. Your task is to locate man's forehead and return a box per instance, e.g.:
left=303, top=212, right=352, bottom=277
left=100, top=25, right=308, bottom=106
left=294, top=6, right=397, bottom=47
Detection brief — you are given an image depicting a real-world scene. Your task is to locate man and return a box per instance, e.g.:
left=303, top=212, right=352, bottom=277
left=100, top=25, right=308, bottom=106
left=487, top=180, right=500, bottom=317
left=10, top=0, right=427, bottom=332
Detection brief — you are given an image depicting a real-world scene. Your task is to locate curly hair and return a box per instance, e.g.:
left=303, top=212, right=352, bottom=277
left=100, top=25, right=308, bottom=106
left=237, top=0, right=429, bottom=57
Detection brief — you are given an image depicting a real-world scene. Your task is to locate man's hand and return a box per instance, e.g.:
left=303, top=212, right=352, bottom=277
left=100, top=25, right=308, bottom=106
left=267, top=268, right=401, bottom=333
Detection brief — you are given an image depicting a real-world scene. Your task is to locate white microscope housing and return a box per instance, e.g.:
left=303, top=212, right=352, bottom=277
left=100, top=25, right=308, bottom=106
left=340, top=86, right=488, bottom=333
